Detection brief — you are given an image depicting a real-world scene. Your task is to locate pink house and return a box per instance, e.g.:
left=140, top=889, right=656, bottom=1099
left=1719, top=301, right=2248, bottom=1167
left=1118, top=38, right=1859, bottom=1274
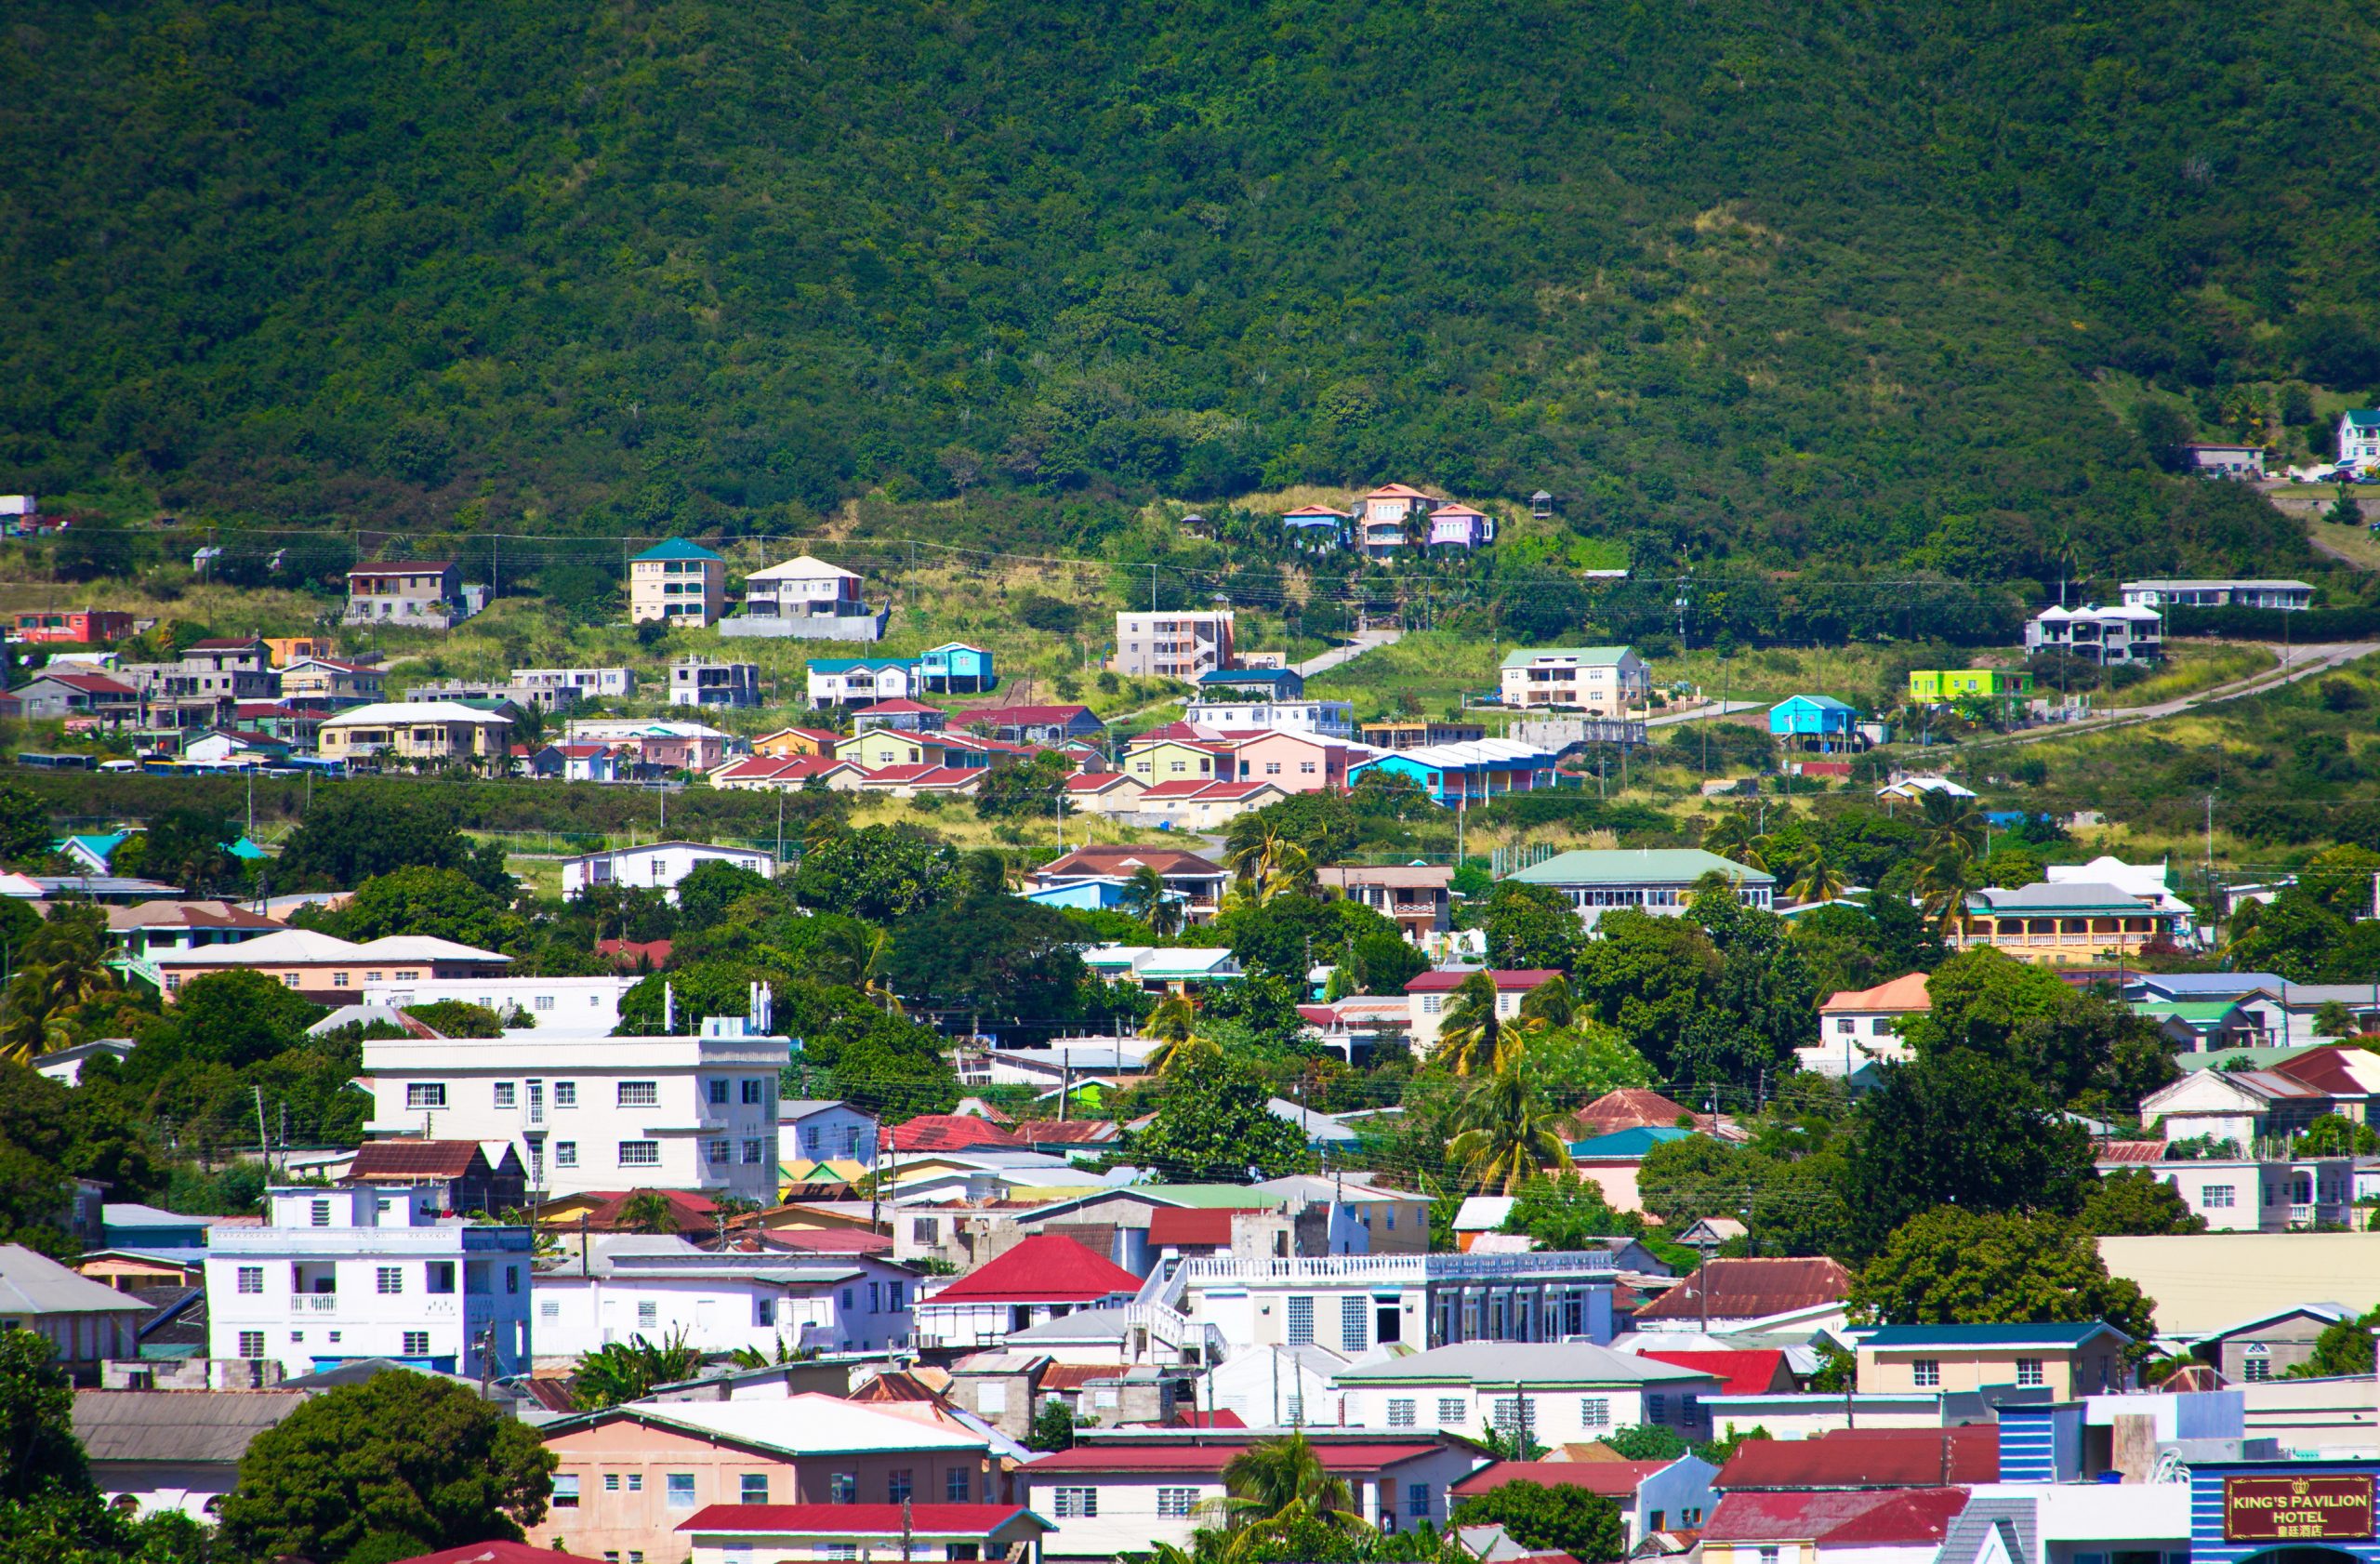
left=1230, top=730, right=1355, bottom=794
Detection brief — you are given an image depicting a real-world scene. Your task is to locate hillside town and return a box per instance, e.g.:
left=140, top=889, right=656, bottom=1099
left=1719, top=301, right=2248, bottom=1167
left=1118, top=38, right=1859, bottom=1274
left=7, top=513, right=2380, bottom=1564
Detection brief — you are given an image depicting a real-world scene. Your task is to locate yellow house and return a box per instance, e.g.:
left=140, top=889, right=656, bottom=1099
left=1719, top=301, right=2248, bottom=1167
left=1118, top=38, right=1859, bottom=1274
left=1122, top=737, right=1237, bottom=786
left=754, top=727, right=840, bottom=758
left=1908, top=669, right=2033, bottom=704
left=262, top=636, right=331, bottom=668
left=1946, top=882, right=2180, bottom=967
left=835, top=730, right=958, bottom=770
left=317, top=701, right=512, bottom=766
left=1857, top=1322, right=2134, bottom=1398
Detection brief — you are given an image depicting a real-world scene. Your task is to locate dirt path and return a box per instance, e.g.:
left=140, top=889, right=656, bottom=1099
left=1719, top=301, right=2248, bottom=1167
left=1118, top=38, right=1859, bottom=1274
left=1970, top=641, right=2380, bottom=751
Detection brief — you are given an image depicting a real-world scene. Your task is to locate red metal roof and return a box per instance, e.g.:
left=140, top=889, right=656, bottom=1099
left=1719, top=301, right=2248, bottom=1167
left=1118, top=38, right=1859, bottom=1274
left=1405, top=968, right=1565, bottom=993
left=2093, top=1140, right=2167, bottom=1164
left=1147, top=1208, right=1240, bottom=1247
left=1013, top=1120, right=1121, bottom=1145
left=888, top=1114, right=1022, bottom=1152
left=1638, top=1349, right=1792, bottom=1397
left=1634, top=1258, right=1852, bottom=1322
left=859, top=698, right=943, bottom=714
left=1038, top=845, right=1224, bottom=879
left=346, top=1141, right=488, bottom=1181
left=1025, top=1440, right=1446, bottom=1475
left=1451, top=1460, right=1669, bottom=1500
left=927, top=1234, right=1141, bottom=1305
left=1702, top=1488, right=1969, bottom=1545
left=398, top=1544, right=606, bottom=1564
left=1717, top=1426, right=1995, bottom=1491
left=678, top=1504, right=1034, bottom=1537
left=33, top=671, right=136, bottom=694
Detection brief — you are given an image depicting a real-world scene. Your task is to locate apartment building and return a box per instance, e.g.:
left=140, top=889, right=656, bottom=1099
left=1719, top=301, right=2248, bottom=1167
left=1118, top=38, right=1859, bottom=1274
left=1178, top=697, right=1355, bottom=739
left=358, top=974, right=638, bottom=1032
left=344, top=561, right=468, bottom=627
left=204, top=1185, right=535, bottom=1379
left=1177, top=1249, right=1617, bottom=1359
left=1497, top=646, right=1650, bottom=714
left=629, top=539, right=727, bottom=627
left=669, top=658, right=763, bottom=709
left=1316, top=865, right=1453, bottom=937
left=317, top=701, right=514, bottom=767
left=1332, top=1340, right=1721, bottom=1441
left=359, top=1016, right=790, bottom=1200
left=513, top=667, right=637, bottom=702
left=533, top=1236, right=917, bottom=1359
left=1113, top=610, right=1236, bottom=680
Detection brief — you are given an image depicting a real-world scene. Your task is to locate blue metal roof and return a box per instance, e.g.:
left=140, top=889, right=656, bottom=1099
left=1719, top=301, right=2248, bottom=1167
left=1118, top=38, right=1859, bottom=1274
left=1863, top=1321, right=2129, bottom=1346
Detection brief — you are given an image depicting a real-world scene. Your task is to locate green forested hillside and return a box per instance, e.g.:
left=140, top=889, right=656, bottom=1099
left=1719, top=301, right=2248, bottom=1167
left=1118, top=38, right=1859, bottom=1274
left=3, top=0, right=2374, bottom=580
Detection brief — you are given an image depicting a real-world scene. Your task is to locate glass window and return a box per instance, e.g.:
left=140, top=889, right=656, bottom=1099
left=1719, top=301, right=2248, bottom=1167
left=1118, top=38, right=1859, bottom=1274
left=1341, top=1296, right=1368, bottom=1352
left=402, top=1330, right=429, bottom=1356
left=1491, top=1398, right=1532, bottom=1432
left=556, top=1141, right=578, bottom=1167
left=708, top=1080, right=730, bottom=1105
left=2202, top=1185, right=2235, bottom=1208
left=619, top=1141, right=660, bottom=1167
left=1287, top=1296, right=1314, bottom=1345
left=2016, top=1359, right=2044, bottom=1387
left=638, top=1301, right=658, bottom=1328
left=740, top=1474, right=769, bottom=1504
left=1052, top=1489, right=1098, bottom=1518
left=406, top=1083, right=447, bottom=1109
left=427, top=1263, right=455, bottom=1294
left=742, top=1079, right=766, bottom=1105
left=1388, top=1398, right=1416, bottom=1427
left=666, top=1474, right=695, bottom=1509
left=494, top=1083, right=517, bottom=1109
left=552, top=1475, right=580, bottom=1509
left=1408, top=1483, right=1429, bottom=1519
left=830, top=1473, right=857, bottom=1504
left=1912, top=1359, right=1940, bottom=1387
left=1157, top=1489, right=1197, bottom=1518
left=1580, top=1398, right=1610, bottom=1428
left=604, top=1474, right=620, bottom=1491
left=618, top=1081, right=658, bottom=1107
left=555, top=1082, right=577, bottom=1107
left=237, top=1331, right=265, bottom=1359
left=1646, top=1394, right=1666, bottom=1423
left=377, top=1266, right=403, bottom=1295
left=888, top=1470, right=913, bottom=1503
left=946, top=1468, right=971, bottom=1503
left=628, top=1475, right=641, bottom=1492
left=236, top=1266, right=264, bottom=1294
left=1436, top=1398, right=1465, bottom=1424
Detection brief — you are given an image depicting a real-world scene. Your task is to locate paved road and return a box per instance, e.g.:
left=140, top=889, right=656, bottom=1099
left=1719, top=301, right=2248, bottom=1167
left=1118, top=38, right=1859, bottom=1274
left=1293, top=628, right=1404, bottom=677
left=1973, top=641, right=2380, bottom=750
left=1646, top=698, right=1768, bottom=729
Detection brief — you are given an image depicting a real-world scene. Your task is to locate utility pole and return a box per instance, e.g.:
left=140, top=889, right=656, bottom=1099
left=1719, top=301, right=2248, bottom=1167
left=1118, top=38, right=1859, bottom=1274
left=254, top=1086, right=271, bottom=1178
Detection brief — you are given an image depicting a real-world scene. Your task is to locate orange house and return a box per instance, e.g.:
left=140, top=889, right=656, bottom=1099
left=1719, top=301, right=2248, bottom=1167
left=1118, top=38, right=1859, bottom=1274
left=534, top=1396, right=1007, bottom=1564
left=753, top=727, right=841, bottom=759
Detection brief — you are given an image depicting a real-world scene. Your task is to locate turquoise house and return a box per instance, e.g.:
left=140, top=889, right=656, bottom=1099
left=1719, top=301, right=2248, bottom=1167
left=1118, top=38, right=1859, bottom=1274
left=1769, top=694, right=1859, bottom=751
left=918, top=643, right=997, bottom=694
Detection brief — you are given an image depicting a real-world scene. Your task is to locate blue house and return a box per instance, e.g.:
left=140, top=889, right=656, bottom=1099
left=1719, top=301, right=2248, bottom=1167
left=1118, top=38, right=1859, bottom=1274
left=1769, top=695, right=1858, bottom=751
left=1346, top=739, right=1566, bottom=807
left=1197, top=667, right=1304, bottom=700
left=918, top=643, right=997, bottom=694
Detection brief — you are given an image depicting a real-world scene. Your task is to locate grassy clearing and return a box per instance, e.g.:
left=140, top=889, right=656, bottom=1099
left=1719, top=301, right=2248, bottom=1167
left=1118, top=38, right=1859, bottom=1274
left=2100, top=643, right=2277, bottom=706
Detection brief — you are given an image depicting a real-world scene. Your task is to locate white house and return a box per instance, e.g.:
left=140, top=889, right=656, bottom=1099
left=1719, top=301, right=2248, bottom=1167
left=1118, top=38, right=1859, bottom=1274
left=73, top=1387, right=310, bottom=1523
left=204, top=1185, right=535, bottom=1379
left=0, top=1243, right=150, bottom=1370
left=912, top=1235, right=1143, bottom=1351
left=740, top=555, right=869, bottom=621
left=2024, top=603, right=2163, bottom=665
left=1504, top=848, right=1776, bottom=926
left=1498, top=646, right=1650, bottom=714
left=1799, top=972, right=1928, bottom=1088
left=2337, top=411, right=2380, bottom=467
left=1404, top=969, right=1566, bottom=1052
left=806, top=657, right=919, bottom=706
left=1177, top=1250, right=1617, bottom=1359
left=783, top=1099, right=880, bottom=1167
left=1201, top=1344, right=1356, bottom=1427
left=532, top=1235, right=917, bottom=1360
left=2135, top=1067, right=2332, bottom=1154
left=360, top=1016, right=790, bottom=1200
left=562, top=842, right=778, bottom=903
left=2096, top=1148, right=2354, bottom=1234
left=360, top=974, right=638, bottom=1032
left=1330, top=1339, right=1721, bottom=1442
left=512, top=667, right=637, bottom=701
left=1176, top=699, right=1357, bottom=739
left=2119, top=578, right=2314, bottom=612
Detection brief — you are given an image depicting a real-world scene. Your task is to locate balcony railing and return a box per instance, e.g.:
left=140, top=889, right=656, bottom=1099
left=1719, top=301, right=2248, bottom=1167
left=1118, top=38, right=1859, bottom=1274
left=1182, top=1252, right=1613, bottom=1283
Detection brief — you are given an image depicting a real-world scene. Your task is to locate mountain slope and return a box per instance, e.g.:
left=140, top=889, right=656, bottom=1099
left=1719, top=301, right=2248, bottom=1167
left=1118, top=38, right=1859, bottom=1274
left=3, top=0, right=2373, bottom=581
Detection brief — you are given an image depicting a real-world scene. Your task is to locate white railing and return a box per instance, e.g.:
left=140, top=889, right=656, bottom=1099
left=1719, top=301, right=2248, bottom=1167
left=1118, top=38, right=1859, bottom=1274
left=302, top=1294, right=338, bottom=1313
left=1181, top=1251, right=1614, bottom=1283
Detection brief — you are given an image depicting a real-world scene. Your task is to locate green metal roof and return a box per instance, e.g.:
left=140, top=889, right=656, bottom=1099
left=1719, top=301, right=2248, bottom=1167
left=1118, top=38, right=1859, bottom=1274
left=2345, top=410, right=2380, bottom=430
left=1864, top=1321, right=2127, bottom=1347
left=1509, top=847, right=1773, bottom=888
left=1501, top=645, right=1635, bottom=669
left=633, top=537, right=722, bottom=562
left=2131, top=1001, right=2241, bottom=1024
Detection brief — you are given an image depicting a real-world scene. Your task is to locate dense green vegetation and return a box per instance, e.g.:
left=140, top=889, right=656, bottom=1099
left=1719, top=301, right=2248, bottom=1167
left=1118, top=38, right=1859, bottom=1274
left=2, top=0, right=2360, bottom=595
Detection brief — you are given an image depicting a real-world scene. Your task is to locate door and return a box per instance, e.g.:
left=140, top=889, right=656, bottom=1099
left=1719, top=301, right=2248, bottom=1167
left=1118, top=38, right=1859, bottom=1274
left=527, top=1081, right=545, bottom=1125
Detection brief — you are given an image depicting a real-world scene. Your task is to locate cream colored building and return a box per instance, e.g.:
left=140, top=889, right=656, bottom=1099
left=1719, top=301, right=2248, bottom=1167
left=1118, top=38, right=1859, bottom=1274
left=318, top=701, right=512, bottom=766
left=1498, top=646, right=1650, bottom=714
left=1856, top=1322, right=2134, bottom=1398
left=629, top=538, right=727, bottom=626
left=1113, top=610, right=1235, bottom=680
left=2097, top=1231, right=2380, bottom=1337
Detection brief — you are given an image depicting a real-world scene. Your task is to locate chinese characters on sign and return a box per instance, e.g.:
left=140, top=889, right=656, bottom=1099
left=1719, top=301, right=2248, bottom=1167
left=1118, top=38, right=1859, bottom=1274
left=2225, top=1475, right=2377, bottom=1543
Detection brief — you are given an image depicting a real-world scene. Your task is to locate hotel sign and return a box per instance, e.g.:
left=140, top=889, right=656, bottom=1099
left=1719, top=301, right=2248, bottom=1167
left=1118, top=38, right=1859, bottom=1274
left=2225, top=1474, right=2376, bottom=1542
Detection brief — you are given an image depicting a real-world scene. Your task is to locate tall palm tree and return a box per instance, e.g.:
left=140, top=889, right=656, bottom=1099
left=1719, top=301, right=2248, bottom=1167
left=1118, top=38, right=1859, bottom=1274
left=1121, top=865, right=1184, bottom=937
left=1216, top=1430, right=1369, bottom=1534
left=569, top=1329, right=708, bottom=1410
left=1224, top=824, right=1316, bottom=905
left=1915, top=845, right=1982, bottom=935
left=1919, top=789, right=1987, bottom=862
left=1787, top=845, right=1847, bottom=905
left=615, top=1191, right=680, bottom=1235
left=1514, top=974, right=1576, bottom=1033
left=802, top=921, right=903, bottom=1014
left=1702, top=812, right=1770, bottom=872
left=1448, top=1050, right=1575, bottom=1194
left=1141, top=994, right=1219, bottom=1076
left=1432, top=970, right=1505, bottom=1076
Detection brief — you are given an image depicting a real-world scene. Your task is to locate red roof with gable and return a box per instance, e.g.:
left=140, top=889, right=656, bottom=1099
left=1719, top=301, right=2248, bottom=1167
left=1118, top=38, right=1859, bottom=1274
left=1363, top=484, right=1439, bottom=500
left=887, top=1114, right=1022, bottom=1152
left=1703, top=1489, right=1969, bottom=1545
left=860, top=698, right=944, bottom=715
left=396, top=1544, right=608, bottom=1564
left=1638, top=1349, right=1793, bottom=1397
left=926, top=1233, right=1142, bottom=1304
left=1405, top=968, right=1565, bottom=993
left=678, top=1504, right=1037, bottom=1538
left=1717, top=1426, right=1995, bottom=1491
left=1634, top=1257, right=1852, bottom=1323
left=1147, top=1208, right=1244, bottom=1247
left=1451, top=1460, right=1670, bottom=1499
left=32, top=670, right=136, bottom=695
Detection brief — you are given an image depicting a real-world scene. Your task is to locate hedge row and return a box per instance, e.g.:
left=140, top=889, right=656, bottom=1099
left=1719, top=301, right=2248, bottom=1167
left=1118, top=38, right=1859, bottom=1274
left=2165, top=604, right=2380, bottom=640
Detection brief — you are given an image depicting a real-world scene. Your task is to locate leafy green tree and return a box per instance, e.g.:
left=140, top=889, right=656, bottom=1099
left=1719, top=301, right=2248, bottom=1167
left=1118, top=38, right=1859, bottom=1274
left=112, top=807, right=241, bottom=895
left=1219, top=1430, right=1366, bottom=1534
left=1482, top=884, right=1580, bottom=971
left=619, top=960, right=773, bottom=1035
left=1343, top=931, right=1429, bottom=997
left=275, top=791, right=483, bottom=891
left=1508, top=1021, right=1656, bottom=1103
left=219, top=1370, right=556, bottom=1562
left=335, top=866, right=524, bottom=951
left=2285, top=1308, right=2380, bottom=1378
left=1501, top=1173, right=1642, bottom=1247
left=793, top=825, right=959, bottom=921
left=165, top=969, right=330, bottom=1068
left=0, top=1328, right=87, bottom=1501
left=1847, top=1208, right=2156, bottom=1346
left=1601, top=1424, right=1689, bottom=1461
left=0, top=788, right=54, bottom=868
left=975, top=750, right=1076, bottom=821
left=885, top=890, right=1091, bottom=1031
left=2297, top=1114, right=2379, bottom=1157
left=675, top=861, right=778, bottom=932
left=1433, top=971, right=1507, bottom=1077
left=1214, top=894, right=1342, bottom=984
left=2077, top=1168, right=2207, bottom=1236
left=1898, top=948, right=2174, bottom=1113
left=400, top=1000, right=507, bottom=1037
left=569, top=1331, right=708, bottom=1409
left=1840, top=1052, right=2096, bottom=1257
left=1028, top=1399, right=1078, bottom=1451
left=1130, top=1054, right=1310, bottom=1182
left=1451, top=1482, right=1621, bottom=1562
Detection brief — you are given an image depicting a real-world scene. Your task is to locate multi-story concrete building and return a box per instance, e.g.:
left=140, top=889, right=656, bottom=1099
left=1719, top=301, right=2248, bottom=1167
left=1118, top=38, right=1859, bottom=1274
left=1316, top=865, right=1453, bottom=937
left=358, top=974, right=639, bottom=1032
left=1175, top=1249, right=1616, bottom=1359
left=316, top=701, right=514, bottom=768
left=1497, top=646, right=1649, bottom=714
left=1332, top=1340, right=1721, bottom=1441
left=277, top=656, right=386, bottom=705
left=2026, top=603, right=2164, bottom=665
left=205, top=1185, right=535, bottom=1379
left=360, top=1014, right=790, bottom=1200
left=725, top=555, right=887, bottom=641
left=2120, top=577, right=2314, bottom=612
left=1113, top=611, right=1236, bottom=681
left=1178, top=697, right=1355, bottom=738
left=629, top=539, right=726, bottom=626
left=532, top=1236, right=917, bottom=1359
left=511, top=667, right=637, bottom=702
left=669, top=657, right=763, bottom=709
left=344, top=561, right=469, bottom=628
